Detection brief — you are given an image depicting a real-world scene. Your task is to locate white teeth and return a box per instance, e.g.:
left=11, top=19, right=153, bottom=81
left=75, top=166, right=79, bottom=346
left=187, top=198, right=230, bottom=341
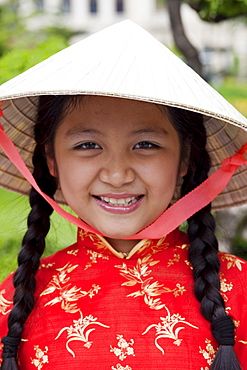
left=99, top=196, right=139, bottom=206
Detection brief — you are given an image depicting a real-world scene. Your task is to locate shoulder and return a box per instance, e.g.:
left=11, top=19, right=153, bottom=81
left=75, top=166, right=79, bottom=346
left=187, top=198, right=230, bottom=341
left=218, top=252, right=247, bottom=311
left=39, top=241, right=80, bottom=268
left=0, top=241, right=80, bottom=305
left=0, top=272, right=15, bottom=311
left=219, top=252, right=247, bottom=293
left=219, top=251, right=247, bottom=276
left=0, top=272, right=15, bottom=340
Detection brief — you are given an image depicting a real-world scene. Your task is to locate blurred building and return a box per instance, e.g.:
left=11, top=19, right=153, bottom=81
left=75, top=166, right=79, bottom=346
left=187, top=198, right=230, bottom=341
left=7, top=0, right=245, bottom=79
left=16, top=0, right=172, bottom=44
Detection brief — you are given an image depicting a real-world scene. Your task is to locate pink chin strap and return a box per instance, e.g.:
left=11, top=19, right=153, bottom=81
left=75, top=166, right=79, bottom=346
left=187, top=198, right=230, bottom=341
left=0, top=114, right=247, bottom=240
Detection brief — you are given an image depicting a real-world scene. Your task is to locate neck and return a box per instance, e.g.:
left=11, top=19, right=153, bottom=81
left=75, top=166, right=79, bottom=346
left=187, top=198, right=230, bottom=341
left=104, top=237, right=141, bottom=254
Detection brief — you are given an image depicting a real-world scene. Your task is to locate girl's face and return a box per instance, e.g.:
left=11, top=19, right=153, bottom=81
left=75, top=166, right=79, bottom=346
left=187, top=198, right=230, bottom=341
left=47, top=96, right=187, bottom=240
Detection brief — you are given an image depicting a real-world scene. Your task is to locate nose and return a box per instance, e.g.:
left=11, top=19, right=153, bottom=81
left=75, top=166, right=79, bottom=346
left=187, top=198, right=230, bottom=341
left=99, top=154, right=135, bottom=187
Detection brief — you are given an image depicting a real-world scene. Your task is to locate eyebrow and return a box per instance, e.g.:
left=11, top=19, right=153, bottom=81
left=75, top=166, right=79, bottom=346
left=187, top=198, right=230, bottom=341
left=130, top=128, right=169, bottom=136
left=65, top=127, right=105, bottom=138
left=65, top=126, right=169, bottom=139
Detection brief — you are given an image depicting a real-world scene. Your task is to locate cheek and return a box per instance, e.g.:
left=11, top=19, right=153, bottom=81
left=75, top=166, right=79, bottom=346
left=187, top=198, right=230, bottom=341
left=144, top=155, right=180, bottom=194
left=55, top=159, right=97, bottom=199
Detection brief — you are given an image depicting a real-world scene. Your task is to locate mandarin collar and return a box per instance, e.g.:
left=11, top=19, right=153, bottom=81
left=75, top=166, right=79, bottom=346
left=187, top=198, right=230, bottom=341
left=76, top=228, right=188, bottom=259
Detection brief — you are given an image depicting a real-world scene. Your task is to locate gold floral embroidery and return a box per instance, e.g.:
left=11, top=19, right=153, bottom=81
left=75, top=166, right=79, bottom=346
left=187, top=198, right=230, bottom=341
left=239, top=340, right=247, bottom=344
left=40, top=263, right=100, bottom=313
left=220, top=253, right=245, bottom=271
left=0, top=290, right=12, bottom=315
left=40, top=263, right=55, bottom=269
left=184, top=259, right=193, bottom=269
left=0, top=341, right=3, bottom=360
left=175, top=243, right=189, bottom=250
left=199, top=339, right=217, bottom=366
left=79, top=229, right=100, bottom=243
left=173, top=284, right=186, bottom=297
left=93, top=239, right=112, bottom=253
left=137, top=238, right=169, bottom=256
left=110, top=335, right=135, bottom=361
left=167, top=254, right=180, bottom=267
left=55, top=311, right=110, bottom=357
left=67, top=249, right=79, bottom=256
left=220, top=273, right=233, bottom=302
left=115, top=256, right=185, bottom=310
left=80, top=230, right=111, bottom=254
left=220, top=277, right=233, bottom=292
left=136, top=240, right=152, bottom=255
left=225, top=306, right=231, bottom=315
left=234, top=320, right=240, bottom=328
left=142, top=305, right=198, bottom=353
left=30, top=345, right=49, bottom=369
left=112, top=365, right=132, bottom=370
left=85, top=249, right=109, bottom=270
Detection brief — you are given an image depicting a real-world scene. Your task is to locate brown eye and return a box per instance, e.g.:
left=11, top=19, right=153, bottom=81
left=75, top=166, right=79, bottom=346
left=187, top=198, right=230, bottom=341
left=134, top=141, right=159, bottom=149
left=75, top=142, right=101, bottom=150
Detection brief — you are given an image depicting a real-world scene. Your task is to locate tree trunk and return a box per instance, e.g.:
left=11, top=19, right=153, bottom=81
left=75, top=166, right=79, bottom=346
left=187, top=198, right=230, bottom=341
left=167, top=0, right=204, bottom=78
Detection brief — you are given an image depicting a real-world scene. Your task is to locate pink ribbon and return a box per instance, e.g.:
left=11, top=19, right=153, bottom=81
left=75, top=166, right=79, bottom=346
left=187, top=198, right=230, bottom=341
left=0, top=108, right=246, bottom=239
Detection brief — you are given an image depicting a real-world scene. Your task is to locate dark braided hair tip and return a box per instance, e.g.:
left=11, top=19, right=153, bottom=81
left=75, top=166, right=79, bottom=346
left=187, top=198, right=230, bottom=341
left=1, top=147, right=57, bottom=370
left=210, top=346, right=242, bottom=370
left=1, top=357, right=19, bottom=370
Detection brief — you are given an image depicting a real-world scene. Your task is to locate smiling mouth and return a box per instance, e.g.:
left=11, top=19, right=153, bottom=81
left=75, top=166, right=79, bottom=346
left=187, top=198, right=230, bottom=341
left=94, top=195, right=143, bottom=207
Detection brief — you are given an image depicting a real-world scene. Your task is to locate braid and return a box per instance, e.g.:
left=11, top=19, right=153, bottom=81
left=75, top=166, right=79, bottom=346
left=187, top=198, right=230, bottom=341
left=181, top=144, right=225, bottom=322
left=174, top=109, right=241, bottom=369
left=1, top=95, right=81, bottom=369
left=1, top=146, right=57, bottom=369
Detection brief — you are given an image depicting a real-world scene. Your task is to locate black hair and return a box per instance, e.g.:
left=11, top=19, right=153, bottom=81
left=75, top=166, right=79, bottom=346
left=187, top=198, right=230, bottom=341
left=167, top=106, right=241, bottom=370
left=1, top=96, right=241, bottom=370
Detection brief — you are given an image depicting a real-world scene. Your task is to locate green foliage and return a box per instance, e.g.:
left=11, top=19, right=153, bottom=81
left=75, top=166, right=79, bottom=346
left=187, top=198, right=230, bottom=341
left=232, top=215, right=247, bottom=260
left=0, top=2, right=25, bottom=56
left=0, top=188, right=76, bottom=282
left=0, top=0, right=83, bottom=84
left=0, top=36, right=68, bottom=84
left=213, top=78, right=247, bottom=117
left=187, top=0, right=247, bottom=22
left=44, top=26, right=82, bottom=41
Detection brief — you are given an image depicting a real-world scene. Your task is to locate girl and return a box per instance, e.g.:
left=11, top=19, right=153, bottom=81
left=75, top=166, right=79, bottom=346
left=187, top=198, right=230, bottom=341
left=0, top=20, right=247, bottom=370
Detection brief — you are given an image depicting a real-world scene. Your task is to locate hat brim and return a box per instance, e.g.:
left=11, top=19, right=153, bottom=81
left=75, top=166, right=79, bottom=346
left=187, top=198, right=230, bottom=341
left=0, top=20, right=247, bottom=210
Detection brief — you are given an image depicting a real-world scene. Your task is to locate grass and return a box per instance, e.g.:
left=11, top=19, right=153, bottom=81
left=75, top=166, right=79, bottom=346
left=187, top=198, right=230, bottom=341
left=213, top=77, right=247, bottom=117
left=0, top=78, right=247, bottom=283
left=0, top=188, right=76, bottom=282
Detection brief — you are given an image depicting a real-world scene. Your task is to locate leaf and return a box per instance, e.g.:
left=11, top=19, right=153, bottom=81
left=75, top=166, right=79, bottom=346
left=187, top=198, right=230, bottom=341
left=127, top=291, right=143, bottom=298
left=227, top=262, right=232, bottom=269
left=67, top=264, right=78, bottom=273
left=235, top=260, right=243, bottom=271
left=163, top=287, right=173, bottom=293
left=122, top=280, right=138, bottom=286
left=157, top=237, right=167, bottom=246
left=149, top=260, right=160, bottom=266
left=44, top=297, right=61, bottom=306
left=141, top=277, right=153, bottom=288
left=40, top=285, right=57, bottom=296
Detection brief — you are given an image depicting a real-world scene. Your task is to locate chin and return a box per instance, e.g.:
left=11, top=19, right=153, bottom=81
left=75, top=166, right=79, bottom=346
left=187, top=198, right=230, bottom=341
left=99, top=227, right=140, bottom=240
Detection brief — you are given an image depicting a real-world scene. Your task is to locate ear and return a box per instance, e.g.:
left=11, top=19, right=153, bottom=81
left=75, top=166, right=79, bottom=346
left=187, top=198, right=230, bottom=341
left=46, top=157, right=57, bottom=177
left=179, top=159, right=188, bottom=178
left=45, top=146, right=57, bottom=177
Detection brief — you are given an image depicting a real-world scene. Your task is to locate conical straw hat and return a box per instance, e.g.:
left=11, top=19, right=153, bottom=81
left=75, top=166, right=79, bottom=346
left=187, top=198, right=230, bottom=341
left=0, top=20, right=247, bottom=210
